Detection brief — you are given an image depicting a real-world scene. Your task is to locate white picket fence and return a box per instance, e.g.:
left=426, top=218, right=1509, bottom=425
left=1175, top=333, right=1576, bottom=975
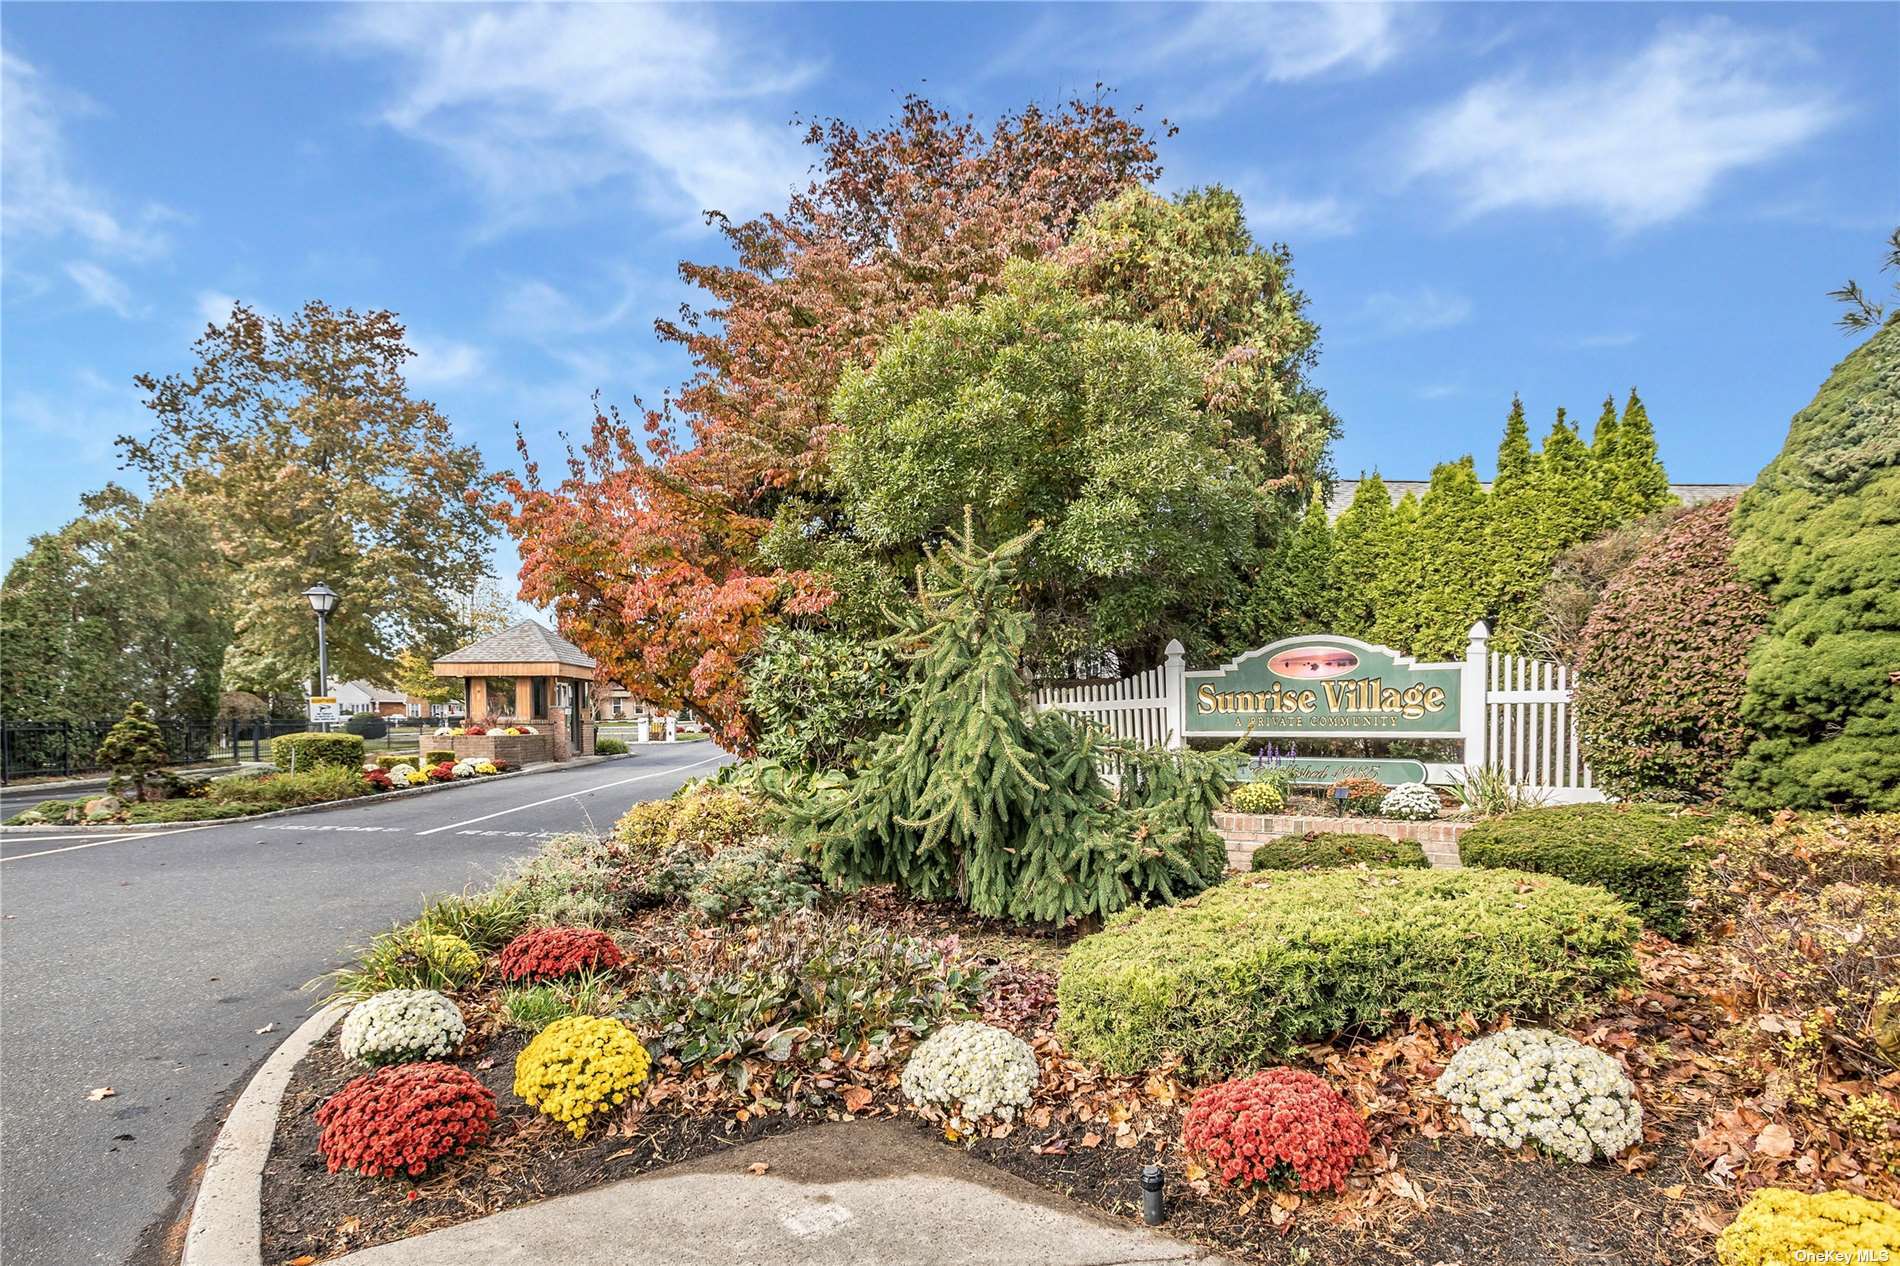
left=1033, top=623, right=1604, bottom=801
left=1482, top=647, right=1595, bottom=796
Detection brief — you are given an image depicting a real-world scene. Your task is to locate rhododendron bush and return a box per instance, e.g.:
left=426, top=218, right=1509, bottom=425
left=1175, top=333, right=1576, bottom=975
left=494, top=926, right=623, bottom=984
left=1181, top=1068, right=1369, bottom=1194
left=315, top=1062, right=496, bottom=1178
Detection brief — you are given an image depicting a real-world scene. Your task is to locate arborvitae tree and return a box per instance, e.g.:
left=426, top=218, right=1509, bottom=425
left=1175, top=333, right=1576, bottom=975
left=95, top=701, right=170, bottom=801
left=1230, top=489, right=1333, bottom=643
left=1494, top=396, right=1539, bottom=494
left=790, top=513, right=1226, bottom=923
left=1376, top=458, right=1489, bottom=660
left=1608, top=389, right=1674, bottom=516
left=1589, top=394, right=1620, bottom=460
left=1534, top=409, right=1609, bottom=545
left=1329, top=473, right=1392, bottom=638
left=1363, top=490, right=1422, bottom=650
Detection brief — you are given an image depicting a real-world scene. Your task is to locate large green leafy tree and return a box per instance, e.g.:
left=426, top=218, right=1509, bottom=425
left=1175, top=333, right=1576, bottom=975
left=120, top=301, right=494, bottom=696
left=829, top=259, right=1266, bottom=667
left=0, top=487, right=230, bottom=723
left=1728, top=318, right=1900, bottom=810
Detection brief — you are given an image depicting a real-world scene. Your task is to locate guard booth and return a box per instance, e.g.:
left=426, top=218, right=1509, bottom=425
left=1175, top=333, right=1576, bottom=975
left=431, top=621, right=597, bottom=761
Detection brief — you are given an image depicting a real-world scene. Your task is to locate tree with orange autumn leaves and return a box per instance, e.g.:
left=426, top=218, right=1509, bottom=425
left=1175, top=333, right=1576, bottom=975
left=491, top=94, right=1336, bottom=748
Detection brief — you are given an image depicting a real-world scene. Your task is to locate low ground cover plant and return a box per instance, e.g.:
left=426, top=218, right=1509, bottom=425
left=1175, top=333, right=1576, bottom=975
left=1458, top=802, right=1722, bottom=938
left=495, top=926, right=623, bottom=984
left=339, top=990, right=467, bottom=1067
left=1057, top=868, right=1641, bottom=1074
left=682, top=840, right=820, bottom=921
left=513, top=1015, right=650, bottom=1138
left=315, top=1062, right=497, bottom=1177
left=1181, top=1068, right=1369, bottom=1194
left=205, top=765, right=365, bottom=810
left=624, top=910, right=984, bottom=1080
left=900, top=1020, right=1039, bottom=1130
left=1716, top=1187, right=1900, bottom=1266
left=1248, top=831, right=1428, bottom=871
left=499, top=971, right=622, bottom=1034
left=594, top=737, right=628, bottom=755
left=1434, top=1028, right=1641, bottom=1163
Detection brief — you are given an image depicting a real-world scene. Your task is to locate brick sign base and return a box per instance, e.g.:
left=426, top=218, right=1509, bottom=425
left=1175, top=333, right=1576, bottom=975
left=1214, top=811, right=1472, bottom=871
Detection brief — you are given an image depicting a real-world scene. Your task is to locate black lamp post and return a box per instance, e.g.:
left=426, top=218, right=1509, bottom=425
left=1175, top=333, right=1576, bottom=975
left=302, top=584, right=339, bottom=726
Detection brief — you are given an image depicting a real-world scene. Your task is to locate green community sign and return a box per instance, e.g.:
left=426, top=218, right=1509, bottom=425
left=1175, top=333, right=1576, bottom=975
left=1183, top=635, right=1463, bottom=739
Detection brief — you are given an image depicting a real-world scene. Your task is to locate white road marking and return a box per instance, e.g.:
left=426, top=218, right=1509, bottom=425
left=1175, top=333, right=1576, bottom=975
left=412, top=756, right=727, bottom=837
left=0, top=823, right=222, bottom=863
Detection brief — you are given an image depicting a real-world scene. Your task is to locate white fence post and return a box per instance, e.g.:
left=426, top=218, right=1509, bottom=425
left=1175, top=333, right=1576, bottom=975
left=1461, top=620, right=1490, bottom=772
left=637, top=717, right=650, bottom=744
left=1163, top=640, right=1186, bottom=751
left=664, top=716, right=677, bottom=742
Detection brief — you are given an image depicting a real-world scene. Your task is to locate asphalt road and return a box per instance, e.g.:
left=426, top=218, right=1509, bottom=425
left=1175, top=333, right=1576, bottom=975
left=0, top=745, right=731, bottom=1266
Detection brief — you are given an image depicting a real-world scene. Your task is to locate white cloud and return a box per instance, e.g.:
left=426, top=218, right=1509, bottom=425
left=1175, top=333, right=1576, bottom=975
left=1570, top=332, right=1639, bottom=350
left=5, top=367, right=141, bottom=463
left=1243, top=190, right=1359, bottom=241
left=405, top=335, right=486, bottom=388
left=1354, top=287, right=1473, bottom=338
left=194, top=290, right=242, bottom=327
left=998, top=3, right=1414, bottom=119
left=329, top=5, right=821, bottom=233
left=1403, top=19, right=1840, bottom=231
left=63, top=260, right=137, bottom=318
left=497, top=275, right=641, bottom=337
left=1158, top=2, right=1409, bottom=84
left=1416, top=383, right=1463, bottom=401
left=1, top=48, right=169, bottom=259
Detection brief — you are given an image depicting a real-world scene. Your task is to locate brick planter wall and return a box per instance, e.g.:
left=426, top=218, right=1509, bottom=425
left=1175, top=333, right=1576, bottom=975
left=444, top=733, right=552, bottom=767
left=1214, top=811, right=1472, bottom=871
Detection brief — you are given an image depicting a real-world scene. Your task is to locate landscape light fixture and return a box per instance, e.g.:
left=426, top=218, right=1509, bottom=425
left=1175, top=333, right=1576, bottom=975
left=302, top=583, right=338, bottom=710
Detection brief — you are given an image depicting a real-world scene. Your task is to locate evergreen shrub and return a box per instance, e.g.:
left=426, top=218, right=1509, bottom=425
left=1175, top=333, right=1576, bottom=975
left=1056, top=868, right=1640, bottom=1074
left=1248, top=832, right=1428, bottom=871
left=1728, top=320, right=1900, bottom=810
left=1459, top=803, right=1721, bottom=938
left=270, top=731, right=365, bottom=772
left=1573, top=499, right=1770, bottom=802
left=744, top=626, right=906, bottom=769
left=594, top=737, right=628, bottom=755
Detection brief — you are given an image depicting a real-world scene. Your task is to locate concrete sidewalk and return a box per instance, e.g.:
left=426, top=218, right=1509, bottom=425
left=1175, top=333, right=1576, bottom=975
left=334, top=1120, right=1235, bottom=1266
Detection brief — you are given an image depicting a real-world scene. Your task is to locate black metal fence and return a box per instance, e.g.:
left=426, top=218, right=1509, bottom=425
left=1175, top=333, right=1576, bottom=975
left=0, top=717, right=313, bottom=784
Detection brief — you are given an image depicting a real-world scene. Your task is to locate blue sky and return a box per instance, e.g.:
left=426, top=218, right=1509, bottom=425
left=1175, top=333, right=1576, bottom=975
left=3, top=2, right=1895, bottom=587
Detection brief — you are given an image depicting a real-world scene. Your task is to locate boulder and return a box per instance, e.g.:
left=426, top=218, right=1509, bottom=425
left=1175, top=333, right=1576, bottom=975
left=83, top=795, right=124, bottom=821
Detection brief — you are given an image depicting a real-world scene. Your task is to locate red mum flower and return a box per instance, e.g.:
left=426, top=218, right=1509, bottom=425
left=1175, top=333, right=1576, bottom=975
left=494, top=926, right=623, bottom=984
left=1181, top=1068, right=1369, bottom=1195
left=315, top=1062, right=496, bottom=1179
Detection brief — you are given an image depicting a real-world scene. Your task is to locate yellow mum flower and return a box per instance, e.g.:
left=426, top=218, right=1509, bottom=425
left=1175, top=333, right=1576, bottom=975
left=1718, top=1187, right=1900, bottom=1266
left=514, top=1016, right=650, bottom=1138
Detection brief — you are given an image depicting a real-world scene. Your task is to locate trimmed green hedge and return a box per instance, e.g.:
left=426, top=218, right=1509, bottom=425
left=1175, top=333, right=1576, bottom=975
left=594, top=738, right=629, bottom=756
left=270, top=731, right=366, bottom=772
left=1458, top=803, right=1722, bottom=938
left=1249, top=831, right=1428, bottom=871
left=1056, top=868, right=1641, bottom=1075
left=423, top=749, right=457, bottom=766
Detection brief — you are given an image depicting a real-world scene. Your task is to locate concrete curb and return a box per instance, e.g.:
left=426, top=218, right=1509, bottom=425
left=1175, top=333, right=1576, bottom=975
left=0, top=753, right=632, bottom=834
left=182, top=1002, right=347, bottom=1266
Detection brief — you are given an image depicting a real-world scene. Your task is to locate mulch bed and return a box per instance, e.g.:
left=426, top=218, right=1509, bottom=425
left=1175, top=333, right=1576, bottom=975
left=258, top=889, right=1870, bottom=1266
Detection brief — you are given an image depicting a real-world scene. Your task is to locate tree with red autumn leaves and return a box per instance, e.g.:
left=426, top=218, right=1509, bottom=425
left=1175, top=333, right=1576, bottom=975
left=490, top=92, right=1335, bottom=746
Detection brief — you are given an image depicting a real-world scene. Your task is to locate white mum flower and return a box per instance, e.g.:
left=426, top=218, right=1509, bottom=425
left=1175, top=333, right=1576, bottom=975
left=901, top=1021, right=1038, bottom=1128
left=1434, top=1028, right=1641, bottom=1162
left=451, top=761, right=477, bottom=779
left=339, top=989, right=467, bottom=1066
left=1379, top=782, right=1440, bottom=821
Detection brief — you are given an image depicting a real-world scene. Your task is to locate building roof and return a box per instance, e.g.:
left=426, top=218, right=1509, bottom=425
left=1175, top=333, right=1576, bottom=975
left=1323, top=479, right=1753, bottom=521
left=339, top=680, right=406, bottom=705
left=434, top=620, right=597, bottom=670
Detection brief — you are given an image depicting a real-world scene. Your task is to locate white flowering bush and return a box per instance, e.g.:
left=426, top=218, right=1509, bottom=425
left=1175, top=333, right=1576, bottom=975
left=901, top=1021, right=1038, bottom=1128
left=1379, top=782, right=1440, bottom=821
left=451, top=761, right=478, bottom=779
left=339, top=989, right=467, bottom=1066
left=1434, top=1027, right=1641, bottom=1163
left=433, top=726, right=457, bottom=737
